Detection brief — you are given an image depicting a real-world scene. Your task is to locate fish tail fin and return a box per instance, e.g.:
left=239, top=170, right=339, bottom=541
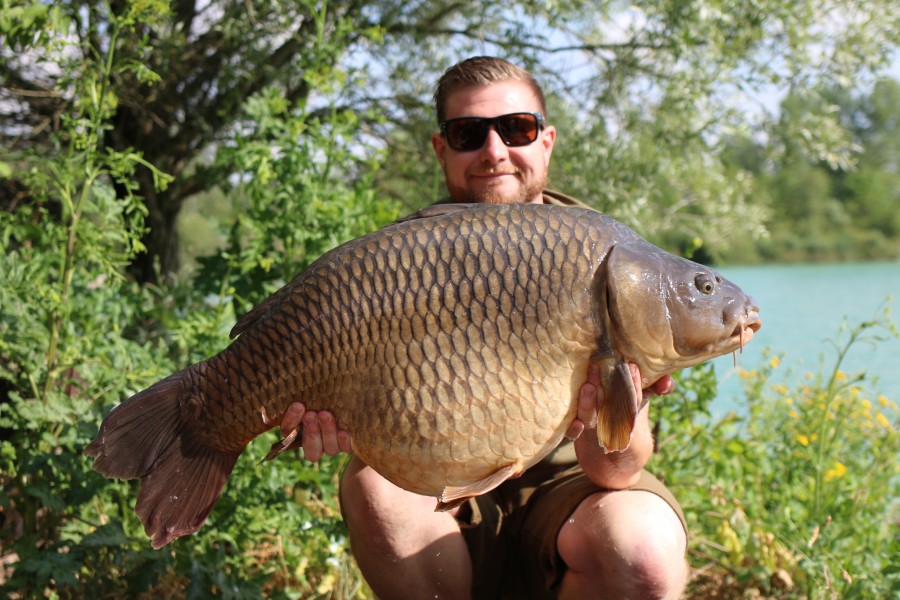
left=596, top=359, right=641, bottom=452
left=84, top=370, right=241, bottom=548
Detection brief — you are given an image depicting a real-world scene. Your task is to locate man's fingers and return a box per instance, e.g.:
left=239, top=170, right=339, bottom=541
left=280, top=402, right=306, bottom=437
left=564, top=420, right=585, bottom=441
left=651, top=375, right=676, bottom=396
left=628, top=363, right=642, bottom=393
left=302, top=411, right=324, bottom=462
left=626, top=364, right=676, bottom=399
left=337, top=430, right=353, bottom=454
left=577, top=378, right=598, bottom=429
left=317, top=411, right=341, bottom=456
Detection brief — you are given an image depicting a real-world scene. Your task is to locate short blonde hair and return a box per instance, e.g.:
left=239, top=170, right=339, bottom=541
left=433, top=56, right=547, bottom=123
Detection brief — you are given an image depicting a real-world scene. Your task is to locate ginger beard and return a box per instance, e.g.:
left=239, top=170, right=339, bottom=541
left=444, top=167, right=548, bottom=205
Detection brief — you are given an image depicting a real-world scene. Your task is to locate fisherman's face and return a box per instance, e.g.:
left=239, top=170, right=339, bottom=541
left=432, top=80, right=556, bottom=205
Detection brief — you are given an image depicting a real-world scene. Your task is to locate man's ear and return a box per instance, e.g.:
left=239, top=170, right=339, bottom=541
left=541, top=124, right=556, bottom=166
left=432, top=132, right=447, bottom=168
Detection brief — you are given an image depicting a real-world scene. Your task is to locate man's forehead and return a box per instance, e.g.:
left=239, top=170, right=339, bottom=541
left=443, top=81, right=542, bottom=120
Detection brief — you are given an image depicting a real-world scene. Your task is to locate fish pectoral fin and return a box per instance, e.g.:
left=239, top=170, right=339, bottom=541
left=263, top=427, right=303, bottom=462
left=434, top=462, right=523, bottom=512
left=596, top=358, right=641, bottom=453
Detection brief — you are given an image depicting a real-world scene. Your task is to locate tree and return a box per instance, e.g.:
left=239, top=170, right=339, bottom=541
left=840, top=78, right=900, bottom=239
left=3, top=0, right=900, bottom=280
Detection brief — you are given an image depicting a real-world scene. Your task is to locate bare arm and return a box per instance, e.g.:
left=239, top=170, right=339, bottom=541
left=570, top=363, right=674, bottom=489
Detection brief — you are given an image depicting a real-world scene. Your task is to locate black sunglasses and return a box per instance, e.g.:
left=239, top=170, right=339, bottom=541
left=440, top=112, right=545, bottom=152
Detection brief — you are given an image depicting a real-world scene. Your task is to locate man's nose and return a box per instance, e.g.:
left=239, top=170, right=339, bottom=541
left=478, top=126, right=509, bottom=160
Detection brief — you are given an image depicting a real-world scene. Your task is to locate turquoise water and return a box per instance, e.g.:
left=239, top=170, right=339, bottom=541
left=708, top=262, right=900, bottom=413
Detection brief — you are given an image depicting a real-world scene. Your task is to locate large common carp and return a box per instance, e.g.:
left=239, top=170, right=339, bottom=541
left=85, top=203, right=760, bottom=548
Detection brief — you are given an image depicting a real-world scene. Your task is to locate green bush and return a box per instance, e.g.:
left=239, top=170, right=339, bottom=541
left=656, top=311, right=900, bottom=599
left=0, top=3, right=389, bottom=597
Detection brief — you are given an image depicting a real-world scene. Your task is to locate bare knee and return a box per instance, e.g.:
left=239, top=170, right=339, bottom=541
left=558, top=490, right=687, bottom=599
left=338, top=457, right=472, bottom=600
left=339, top=457, right=439, bottom=557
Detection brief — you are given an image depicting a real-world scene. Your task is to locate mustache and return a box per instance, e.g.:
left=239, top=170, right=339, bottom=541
left=470, top=167, right=521, bottom=176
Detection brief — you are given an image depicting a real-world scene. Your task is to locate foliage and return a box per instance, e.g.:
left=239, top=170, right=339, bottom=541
left=198, top=84, right=399, bottom=315
left=374, top=0, right=900, bottom=261
left=4, top=0, right=900, bottom=278
left=655, top=309, right=900, bottom=598
left=0, top=1, right=386, bottom=597
left=717, top=78, right=900, bottom=264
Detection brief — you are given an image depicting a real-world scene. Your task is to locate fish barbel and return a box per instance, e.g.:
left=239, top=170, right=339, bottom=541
left=85, top=203, right=761, bottom=548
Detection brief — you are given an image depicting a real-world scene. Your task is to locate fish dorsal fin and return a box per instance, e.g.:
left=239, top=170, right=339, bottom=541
left=396, top=203, right=480, bottom=224
left=230, top=289, right=287, bottom=338
left=434, top=462, right=523, bottom=511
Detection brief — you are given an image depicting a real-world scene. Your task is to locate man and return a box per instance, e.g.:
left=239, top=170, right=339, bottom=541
left=281, top=57, right=688, bottom=599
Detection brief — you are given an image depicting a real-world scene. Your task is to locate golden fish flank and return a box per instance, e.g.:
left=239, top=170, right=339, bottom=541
left=84, top=202, right=761, bottom=548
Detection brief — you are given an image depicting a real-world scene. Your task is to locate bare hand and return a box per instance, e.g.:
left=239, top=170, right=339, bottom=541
left=565, top=364, right=675, bottom=442
left=280, top=402, right=353, bottom=462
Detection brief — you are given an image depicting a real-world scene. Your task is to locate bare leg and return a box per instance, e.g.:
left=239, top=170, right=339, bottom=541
left=557, top=490, right=688, bottom=599
left=340, top=457, right=472, bottom=600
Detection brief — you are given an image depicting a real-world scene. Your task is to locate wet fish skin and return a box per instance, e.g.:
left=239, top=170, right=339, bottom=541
left=84, top=203, right=760, bottom=548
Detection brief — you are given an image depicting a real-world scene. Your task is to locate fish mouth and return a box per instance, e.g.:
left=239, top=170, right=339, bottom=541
left=730, top=308, right=762, bottom=356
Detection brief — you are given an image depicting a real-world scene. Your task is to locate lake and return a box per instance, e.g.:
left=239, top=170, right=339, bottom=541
left=708, top=262, right=900, bottom=413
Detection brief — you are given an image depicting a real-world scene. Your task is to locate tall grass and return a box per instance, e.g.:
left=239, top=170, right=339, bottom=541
left=657, top=306, right=900, bottom=599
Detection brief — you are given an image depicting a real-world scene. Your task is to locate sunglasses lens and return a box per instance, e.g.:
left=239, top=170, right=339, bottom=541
left=443, top=113, right=542, bottom=151
left=496, top=114, right=540, bottom=146
left=446, top=119, right=489, bottom=151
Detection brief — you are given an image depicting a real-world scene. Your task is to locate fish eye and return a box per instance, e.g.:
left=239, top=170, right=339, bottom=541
left=694, top=273, right=716, bottom=295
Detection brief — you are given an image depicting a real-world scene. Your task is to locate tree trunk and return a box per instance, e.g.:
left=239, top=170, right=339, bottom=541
left=119, top=166, right=186, bottom=284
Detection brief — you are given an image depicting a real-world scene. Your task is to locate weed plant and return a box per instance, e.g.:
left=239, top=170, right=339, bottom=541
left=656, top=309, right=900, bottom=599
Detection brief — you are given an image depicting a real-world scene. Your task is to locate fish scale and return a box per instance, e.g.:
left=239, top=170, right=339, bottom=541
left=206, top=205, right=588, bottom=486
left=85, top=202, right=761, bottom=548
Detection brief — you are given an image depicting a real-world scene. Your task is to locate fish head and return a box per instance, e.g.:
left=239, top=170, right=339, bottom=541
left=603, top=243, right=762, bottom=385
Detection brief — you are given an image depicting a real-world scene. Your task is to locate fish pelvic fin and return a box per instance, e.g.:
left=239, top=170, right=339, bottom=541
left=435, top=462, right=523, bottom=512
left=596, top=358, right=641, bottom=452
left=83, top=371, right=242, bottom=549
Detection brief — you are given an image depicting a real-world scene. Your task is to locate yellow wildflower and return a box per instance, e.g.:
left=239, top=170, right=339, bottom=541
left=862, top=399, right=872, bottom=410
left=876, top=413, right=891, bottom=429
left=789, top=410, right=800, bottom=420
left=784, top=397, right=794, bottom=406
left=835, top=371, right=847, bottom=382
left=825, top=461, right=847, bottom=481
left=878, top=395, right=890, bottom=408
left=769, top=356, right=781, bottom=369
left=772, top=384, right=789, bottom=395
left=796, top=433, right=810, bottom=447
